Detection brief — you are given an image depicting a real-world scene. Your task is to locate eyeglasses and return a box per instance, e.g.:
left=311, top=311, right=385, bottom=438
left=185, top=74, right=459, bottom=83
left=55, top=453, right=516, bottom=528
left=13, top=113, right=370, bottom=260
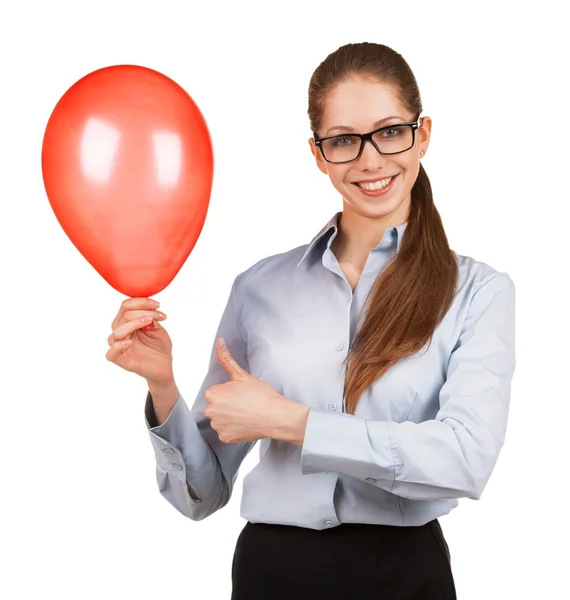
left=313, top=116, right=422, bottom=164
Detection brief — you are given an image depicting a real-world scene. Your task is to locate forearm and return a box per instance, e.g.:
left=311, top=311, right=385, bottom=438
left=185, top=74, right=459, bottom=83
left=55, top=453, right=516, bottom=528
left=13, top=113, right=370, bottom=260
left=268, top=398, right=310, bottom=446
left=300, top=411, right=503, bottom=500
left=146, top=381, right=200, bottom=501
left=147, top=378, right=180, bottom=426
left=147, top=380, right=231, bottom=503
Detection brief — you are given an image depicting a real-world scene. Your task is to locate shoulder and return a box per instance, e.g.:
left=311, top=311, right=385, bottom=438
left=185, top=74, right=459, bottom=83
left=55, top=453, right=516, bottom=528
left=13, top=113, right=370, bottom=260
left=453, top=250, right=515, bottom=304
left=232, top=243, right=308, bottom=291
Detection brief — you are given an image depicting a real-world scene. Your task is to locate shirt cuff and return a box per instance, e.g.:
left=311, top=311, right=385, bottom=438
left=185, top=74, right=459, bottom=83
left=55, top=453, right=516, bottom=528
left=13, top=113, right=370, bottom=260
left=143, top=391, right=207, bottom=497
left=300, top=408, right=397, bottom=490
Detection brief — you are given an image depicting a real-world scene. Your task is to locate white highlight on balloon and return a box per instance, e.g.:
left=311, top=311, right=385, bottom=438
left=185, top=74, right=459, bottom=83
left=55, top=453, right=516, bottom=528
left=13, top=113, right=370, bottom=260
left=152, top=131, right=182, bottom=186
left=80, top=118, right=120, bottom=182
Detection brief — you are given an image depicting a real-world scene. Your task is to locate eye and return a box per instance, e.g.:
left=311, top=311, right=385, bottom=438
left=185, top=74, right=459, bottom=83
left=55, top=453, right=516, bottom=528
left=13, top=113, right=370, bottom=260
left=381, top=126, right=403, bottom=138
left=330, top=135, right=357, bottom=147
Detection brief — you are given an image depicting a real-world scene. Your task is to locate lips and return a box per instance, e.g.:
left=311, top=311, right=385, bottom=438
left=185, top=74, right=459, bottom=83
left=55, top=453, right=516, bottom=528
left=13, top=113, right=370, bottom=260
left=350, top=173, right=399, bottom=198
left=352, top=174, right=398, bottom=191
left=356, top=177, right=393, bottom=192
left=354, top=175, right=398, bottom=185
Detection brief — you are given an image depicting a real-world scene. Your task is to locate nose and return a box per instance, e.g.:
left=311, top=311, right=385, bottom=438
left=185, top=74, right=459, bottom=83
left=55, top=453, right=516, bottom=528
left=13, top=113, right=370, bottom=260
left=357, top=138, right=388, bottom=171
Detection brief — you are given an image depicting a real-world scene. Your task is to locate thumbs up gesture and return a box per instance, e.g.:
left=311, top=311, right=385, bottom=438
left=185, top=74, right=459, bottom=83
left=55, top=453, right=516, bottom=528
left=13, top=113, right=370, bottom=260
left=204, top=338, right=309, bottom=445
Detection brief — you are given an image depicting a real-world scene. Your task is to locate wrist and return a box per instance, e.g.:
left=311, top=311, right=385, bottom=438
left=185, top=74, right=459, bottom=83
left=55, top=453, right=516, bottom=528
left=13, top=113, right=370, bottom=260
left=269, top=397, right=310, bottom=446
left=147, top=375, right=177, bottom=395
left=147, top=377, right=179, bottom=426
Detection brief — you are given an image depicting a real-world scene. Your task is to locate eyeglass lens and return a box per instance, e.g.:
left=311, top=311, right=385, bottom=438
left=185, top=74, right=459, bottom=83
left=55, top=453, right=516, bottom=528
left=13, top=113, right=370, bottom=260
left=321, top=125, right=414, bottom=163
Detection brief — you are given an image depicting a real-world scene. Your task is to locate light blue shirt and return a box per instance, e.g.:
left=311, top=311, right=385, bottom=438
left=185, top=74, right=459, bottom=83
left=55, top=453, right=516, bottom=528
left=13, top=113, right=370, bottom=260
left=144, top=211, right=516, bottom=530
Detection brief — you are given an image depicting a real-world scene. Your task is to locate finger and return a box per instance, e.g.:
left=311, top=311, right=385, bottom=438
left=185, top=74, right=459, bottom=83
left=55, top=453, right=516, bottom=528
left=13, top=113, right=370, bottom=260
left=108, top=310, right=166, bottom=346
left=105, top=338, right=134, bottom=363
left=112, top=298, right=161, bottom=330
left=111, top=314, right=164, bottom=344
left=121, top=309, right=167, bottom=326
left=141, top=318, right=165, bottom=333
left=111, top=297, right=161, bottom=330
left=215, top=337, right=247, bottom=380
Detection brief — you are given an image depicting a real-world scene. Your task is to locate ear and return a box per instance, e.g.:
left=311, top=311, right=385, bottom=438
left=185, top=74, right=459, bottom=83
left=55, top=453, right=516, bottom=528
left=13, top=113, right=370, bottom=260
left=418, top=116, right=432, bottom=154
left=308, top=137, right=327, bottom=174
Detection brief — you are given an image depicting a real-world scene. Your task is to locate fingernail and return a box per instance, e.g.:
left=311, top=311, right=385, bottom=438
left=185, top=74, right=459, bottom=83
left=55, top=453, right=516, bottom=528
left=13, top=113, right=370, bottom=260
left=219, top=337, right=226, bottom=349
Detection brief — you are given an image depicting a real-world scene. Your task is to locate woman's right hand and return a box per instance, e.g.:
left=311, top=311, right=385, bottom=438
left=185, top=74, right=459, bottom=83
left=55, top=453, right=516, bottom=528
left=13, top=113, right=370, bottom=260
left=106, top=297, right=174, bottom=386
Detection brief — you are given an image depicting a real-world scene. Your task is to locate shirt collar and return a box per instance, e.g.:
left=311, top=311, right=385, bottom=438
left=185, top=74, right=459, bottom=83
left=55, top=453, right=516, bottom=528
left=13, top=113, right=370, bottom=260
left=296, top=211, right=408, bottom=267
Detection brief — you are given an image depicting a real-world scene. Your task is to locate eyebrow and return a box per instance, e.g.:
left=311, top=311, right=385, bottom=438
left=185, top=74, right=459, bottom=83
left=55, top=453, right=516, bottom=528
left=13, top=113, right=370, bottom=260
left=325, top=115, right=406, bottom=135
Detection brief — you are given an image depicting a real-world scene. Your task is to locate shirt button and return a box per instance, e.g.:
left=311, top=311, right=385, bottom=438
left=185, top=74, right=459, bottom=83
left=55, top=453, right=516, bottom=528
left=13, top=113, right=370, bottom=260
left=325, top=520, right=334, bottom=528
left=163, top=448, right=175, bottom=454
left=335, top=342, right=345, bottom=351
left=328, top=402, right=337, bottom=411
left=366, top=478, right=377, bottom=482
left=171, top=464, right=183, bottom=470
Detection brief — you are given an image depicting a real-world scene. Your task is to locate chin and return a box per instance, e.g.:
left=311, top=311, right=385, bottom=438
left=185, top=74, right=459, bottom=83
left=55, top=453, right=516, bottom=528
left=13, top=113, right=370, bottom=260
left=346, top=194, right=407, bottom=221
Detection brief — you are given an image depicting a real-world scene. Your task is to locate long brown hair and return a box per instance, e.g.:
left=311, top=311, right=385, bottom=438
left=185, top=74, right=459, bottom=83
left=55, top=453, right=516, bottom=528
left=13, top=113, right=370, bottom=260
left=308, top=42, right=459, bottom=415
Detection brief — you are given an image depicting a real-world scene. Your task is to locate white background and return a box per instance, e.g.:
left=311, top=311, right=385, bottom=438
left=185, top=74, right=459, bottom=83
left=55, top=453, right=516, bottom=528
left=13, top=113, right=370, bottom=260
left=1, top=1, right=567, bottom=598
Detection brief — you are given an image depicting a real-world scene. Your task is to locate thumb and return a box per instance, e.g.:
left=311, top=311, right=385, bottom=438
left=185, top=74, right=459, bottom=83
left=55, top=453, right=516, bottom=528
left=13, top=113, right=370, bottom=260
left=216, top=338, right=248, bottom=380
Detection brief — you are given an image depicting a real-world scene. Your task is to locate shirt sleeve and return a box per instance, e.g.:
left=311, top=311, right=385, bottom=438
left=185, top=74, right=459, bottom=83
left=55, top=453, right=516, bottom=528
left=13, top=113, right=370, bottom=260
left=300, top=271, right=516, bottom=501
left=144, top=273, right=257, bottom=520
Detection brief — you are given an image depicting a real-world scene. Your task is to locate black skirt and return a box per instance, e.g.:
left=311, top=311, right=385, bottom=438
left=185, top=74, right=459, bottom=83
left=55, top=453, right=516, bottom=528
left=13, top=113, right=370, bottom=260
left=231, top=519, right=456, bottom=599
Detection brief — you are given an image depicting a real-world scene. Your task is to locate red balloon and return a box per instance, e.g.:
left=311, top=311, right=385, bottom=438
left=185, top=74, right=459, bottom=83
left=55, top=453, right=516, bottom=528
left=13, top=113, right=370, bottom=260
left=42, top=65, right=213, bottom=297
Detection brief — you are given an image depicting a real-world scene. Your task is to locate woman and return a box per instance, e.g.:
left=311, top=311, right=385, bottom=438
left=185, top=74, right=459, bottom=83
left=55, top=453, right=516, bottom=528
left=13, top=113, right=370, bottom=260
left=106, top=42, right=516, bottom=599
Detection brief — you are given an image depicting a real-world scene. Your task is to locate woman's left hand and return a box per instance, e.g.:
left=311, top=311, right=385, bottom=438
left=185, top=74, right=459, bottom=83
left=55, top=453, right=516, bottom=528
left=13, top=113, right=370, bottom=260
left=204, top=338, right=302, bottom=444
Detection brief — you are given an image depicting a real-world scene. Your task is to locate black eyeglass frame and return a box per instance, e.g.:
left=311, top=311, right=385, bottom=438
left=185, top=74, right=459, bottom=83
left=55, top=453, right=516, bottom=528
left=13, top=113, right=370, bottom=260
left=313, top=116, right=423, bottom=164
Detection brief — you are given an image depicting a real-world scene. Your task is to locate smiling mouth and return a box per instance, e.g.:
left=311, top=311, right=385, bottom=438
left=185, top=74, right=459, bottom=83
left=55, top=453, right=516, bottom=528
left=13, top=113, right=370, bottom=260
left=353, top=175, right=397, bottom=191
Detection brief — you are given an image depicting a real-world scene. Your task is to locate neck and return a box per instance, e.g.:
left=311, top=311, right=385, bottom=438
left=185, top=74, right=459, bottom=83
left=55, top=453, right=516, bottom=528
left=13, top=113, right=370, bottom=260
left=331, top=202, right=409, bottom=266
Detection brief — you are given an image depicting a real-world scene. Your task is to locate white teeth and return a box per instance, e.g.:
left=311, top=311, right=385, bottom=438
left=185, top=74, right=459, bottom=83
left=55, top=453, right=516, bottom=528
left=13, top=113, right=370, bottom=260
left=357, top=176, right=394, bottom=191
